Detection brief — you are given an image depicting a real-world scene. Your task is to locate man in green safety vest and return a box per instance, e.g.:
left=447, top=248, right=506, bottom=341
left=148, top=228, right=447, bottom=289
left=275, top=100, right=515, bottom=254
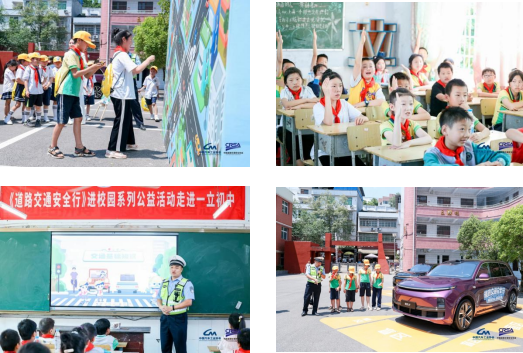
left=156, top=255, right=194, bottom=353
left=128, top=52, right=146, bottom=130
left=302, top=257, right=325, bottom=316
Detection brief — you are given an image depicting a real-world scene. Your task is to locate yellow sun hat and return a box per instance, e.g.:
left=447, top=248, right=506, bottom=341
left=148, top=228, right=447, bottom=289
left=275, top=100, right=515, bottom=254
left=332, top=266, right=338, bottom=271
left=17, top=53, right=29, bottom=61
left=28, top=52, right=41, bottom=60
left=349, top=266, right=355, bottom=274
left=150, top=66, right=158, bottom=71
left=375, top=264, right=381, bottom=270
left=39, top=55, right=49, bottom=62
left=73, top=31, right=96, bottom=49
left=53, top=56, right=62, bottom=62
left=363, top=259, right=370, bottom=265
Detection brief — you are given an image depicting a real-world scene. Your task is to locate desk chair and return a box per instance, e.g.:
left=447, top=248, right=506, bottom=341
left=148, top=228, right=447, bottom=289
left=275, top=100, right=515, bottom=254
left=347, top=123, right=381, bottom=165
left=42, top=343, right=55, bottom=350
left=294, top=109, right=315, bottom=165
left=365, top=106, right=386, bottom=121
left=425, top=88, right=432, bottom=112
left=426, top=117, right=439, bottom=139
left=95, top=344, right=113, bottom=351
left=480, top=98, right=496, bottom=128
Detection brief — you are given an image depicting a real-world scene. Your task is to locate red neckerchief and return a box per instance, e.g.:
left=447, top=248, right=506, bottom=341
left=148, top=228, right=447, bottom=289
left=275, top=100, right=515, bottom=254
left=114, top=45, right=127, bottom=54
left=41, top=334, right=54, bottom=338
left=238, top=349, right=250, bottom=353
left=21, top=340, right=32, bottom=346
left=437, top=80, right=446, bottom=89
left=435, top=136, right=464, bottom=166
left=29, top=65, right=41, bottom=87
left=420, top=64, right=428, bottom=75
left=483, top=83, right=495, bottom=93
left=70, top=46, right=85, bottom=70
left=288, top=86, right=302, bottom=100
left=3, top=351, right=17, bottom=353
left=512, top=127, right=523, bottom=163
left=389, top=113, right=413, bottom=141
left=410, top=69, right=423, bottom=85
left=18, top=64, right=25, bottom=71
left=348, top=274, right=354, bottom=289
left=375, top=271, right=382, bottom=281
left=506, top=87, right=521, bottom=102
left=88, top=76, right=93, bottom=88
left=86, top=341, right=95, bottom=352
left=320, top=97, right=342, bottom=123
left=41, top=66, right=47, bottom=73
left=360, top=77, right=376, bottom=102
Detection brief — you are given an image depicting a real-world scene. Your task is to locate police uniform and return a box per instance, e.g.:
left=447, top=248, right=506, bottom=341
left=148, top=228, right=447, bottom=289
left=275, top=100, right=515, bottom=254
left=129, top=52, right=145, bottom=129
left=302, top=257, right=324, bottom=316
left=157, top=255, right=195, bottom=353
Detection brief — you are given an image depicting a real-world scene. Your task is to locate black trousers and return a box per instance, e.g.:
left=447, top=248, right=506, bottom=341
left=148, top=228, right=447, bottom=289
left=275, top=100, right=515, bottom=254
left=160, top=313, right=187, bottom=353
left=108, top=97, right=135, bottom=152
left=303, top=282, right=321, bottom=313
left=132, top=79, right=144, bottom=126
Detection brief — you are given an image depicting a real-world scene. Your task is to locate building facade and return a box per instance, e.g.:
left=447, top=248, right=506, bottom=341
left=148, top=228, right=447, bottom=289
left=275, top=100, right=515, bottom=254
left=403, top=187, right=523, bottom=271
left=73, top=6, right=102, bottom=59
left=276, top=187, right=293, bottom=267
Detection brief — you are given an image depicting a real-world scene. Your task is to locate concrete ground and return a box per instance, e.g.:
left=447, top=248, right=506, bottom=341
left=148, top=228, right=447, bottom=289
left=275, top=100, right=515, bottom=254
left=277, top=271, right=523, bottom=352
left=0, top=88, right=167, bottom=167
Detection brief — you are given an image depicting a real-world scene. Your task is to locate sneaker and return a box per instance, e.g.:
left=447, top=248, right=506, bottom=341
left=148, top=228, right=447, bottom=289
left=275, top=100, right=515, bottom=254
left=367, top=306, right=371, bottom=311
left=35, top=120, right=41, bottom=127
left=330, top=308, right=334, bottom=313
left=155, top=116, right=160, bottom=122
left=371, top=307, right=376, bottom=311
left=87, top=116, right=91, bottom=121
left=105, top=150, right=127, bottom=159
left=361, top=307, right=365, bottom=311
left=4, top=120, right=12, bottom=125
left=139, top=124, right=146, bottom=131
left=336, top=308, right=341, bottom=313
left=68, top=119, right=73, bottom=125
left=377, top=307, right=381, bottom=311
left=44, top=118, right=50, bottom=123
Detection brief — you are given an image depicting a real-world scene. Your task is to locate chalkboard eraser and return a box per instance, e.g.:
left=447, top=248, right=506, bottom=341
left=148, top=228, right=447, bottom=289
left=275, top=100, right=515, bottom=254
left=236, top=301, right=242, bottom=310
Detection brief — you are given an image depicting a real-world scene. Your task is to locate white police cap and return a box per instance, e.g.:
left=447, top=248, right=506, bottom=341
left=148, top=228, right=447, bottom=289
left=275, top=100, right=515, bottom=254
left=169, top=255, right=186, bottom=267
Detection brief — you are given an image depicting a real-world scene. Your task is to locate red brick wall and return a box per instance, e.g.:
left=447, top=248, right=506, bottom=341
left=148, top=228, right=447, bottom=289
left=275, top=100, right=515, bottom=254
left=284, top=241, right=314, bottom=274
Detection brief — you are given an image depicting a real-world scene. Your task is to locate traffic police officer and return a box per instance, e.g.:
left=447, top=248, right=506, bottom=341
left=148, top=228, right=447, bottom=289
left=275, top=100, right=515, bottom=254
left=156, top=255, right=195, bottom=353
left=302, top=257, right=325, bottom=316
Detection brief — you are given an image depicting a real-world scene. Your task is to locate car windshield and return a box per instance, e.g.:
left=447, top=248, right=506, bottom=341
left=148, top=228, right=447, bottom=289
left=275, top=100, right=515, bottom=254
left=410, top=264, right=432, bottom=272
left=427, top=261, right=479, bottom=278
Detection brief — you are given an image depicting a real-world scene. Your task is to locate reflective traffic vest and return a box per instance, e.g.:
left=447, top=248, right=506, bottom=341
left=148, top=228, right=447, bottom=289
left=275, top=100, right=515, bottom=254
left=307, top=265, right=324, bottom=283
left=160, top=277, right=189, bottom=315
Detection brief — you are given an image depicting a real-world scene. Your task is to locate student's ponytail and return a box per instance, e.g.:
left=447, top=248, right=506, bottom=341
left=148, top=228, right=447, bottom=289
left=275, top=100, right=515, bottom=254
left=228, top=313, right=246, bottom=330
left=112, top=28, right=133, bottom=45
left=60, top=332, right=85, bottom=353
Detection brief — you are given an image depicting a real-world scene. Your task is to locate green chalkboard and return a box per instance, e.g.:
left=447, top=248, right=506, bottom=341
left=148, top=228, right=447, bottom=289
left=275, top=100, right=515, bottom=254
left=179, top=232, right=250, bottom=314
left=276, top=2, right=344, bottom=50
left=0, top=231, right=51, bottom=311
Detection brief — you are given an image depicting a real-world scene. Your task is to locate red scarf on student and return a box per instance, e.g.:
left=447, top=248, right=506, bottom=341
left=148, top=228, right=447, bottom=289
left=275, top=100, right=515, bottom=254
left=435, top=136, right=464, bottom=166
left=420, top=64, right=428, bottom=75
left=320, top=97, right=342, bottom=123
left=41, top=66, right=47, bottom=73
left=3, top=351, right=17, bottom=353
left=29, top=65, right=40, bottom=87
left=359, top=77, right=376, bottom=102
left=437, top=80, right=447, bottom=89
left=85, top=341, right=95, bottom=352
left=41, top=334, right=54, bottom=339
left=21, top=340, right=32, bottom=346
left=410, top=69, right=423, bottom=85
left=114, top=45, right=127, bottom=54
left=288, top=87, right=302, bottom=100
left=389, top=113, right=413, bottom=141
left=506, top=87, right=521, bottom=102
left=18, top=64, right=25, bottom=71
left=70, top=46, right=85, bottom=70
left=483, top=83, right=495, bottom=93
left=348, top=274, right=354, bottom=289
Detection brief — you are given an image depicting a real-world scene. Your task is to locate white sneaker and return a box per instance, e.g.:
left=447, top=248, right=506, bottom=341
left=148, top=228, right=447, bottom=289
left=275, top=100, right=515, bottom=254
left=4, top=119, right=13, bottom=125
left=155, top=116, right=160, bottom=122
left=68, top=119, right=73, bottom=125
left=105, top=150, right=127, bottom=159
left=44, top=118, right=50, bottom=123
left=367, top=305, right=371, bottom=311
left=87, top=116, right=91, bottom=121
left=126, top=144, right=138, bottom=151
left=377, top=307, right=381, bottom=311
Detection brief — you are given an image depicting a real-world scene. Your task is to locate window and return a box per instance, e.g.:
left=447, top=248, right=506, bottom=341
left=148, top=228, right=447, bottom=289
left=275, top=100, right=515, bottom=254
left=489, top=262, right=503, bottom=277
left=442, top=255, right=449, bottom=262
left=346, top=197, right=352, bottom=206
left=458, top=5, right=476, bottom=76
left=75, top=25, right=100, bottom=36
left=437, top=255, right=440, bottom=264
left=513, top=191, right=519, bottom=199
left=417, top=255, right=426, bottom=264
left=417, top=224, right=427, bottom=235
left=437, top=197, right=451, bottom=206
left=282, top=200, right=288, bottom=214
left=379, top=219, right=396, bottom=228
left=499, top=263, right=513, bottom=277
left=112, top=1, right=127, bottom=10
left=58, top=1, right=66, bottom=10
left=281, top=227, right=288, bottom=240
left=361, top=219, right=378, bottom=227
left=461, top=198, right=474, bottom=207
left=476, top=262, right=490, bottom=278
left=382, top=234, right=394, bottom=243
left=437, top=225, right=451, bottom=237
left=301, top=189, right=309, bottom=194
left=417, top=195, right=427, bottom=205
left=138, top=1, right=153, bottom=11
left=358, top=233, right=378, bottom=242
left=505, top=196, right=510, bottom=202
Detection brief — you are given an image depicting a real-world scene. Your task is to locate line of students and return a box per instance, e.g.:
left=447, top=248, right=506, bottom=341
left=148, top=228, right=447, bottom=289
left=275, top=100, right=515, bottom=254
left=0, top=317, right=119, bottom=353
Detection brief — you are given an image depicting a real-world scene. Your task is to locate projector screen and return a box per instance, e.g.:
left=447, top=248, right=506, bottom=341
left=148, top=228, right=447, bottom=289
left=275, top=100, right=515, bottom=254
left=51, top=233, right=177, bottom=311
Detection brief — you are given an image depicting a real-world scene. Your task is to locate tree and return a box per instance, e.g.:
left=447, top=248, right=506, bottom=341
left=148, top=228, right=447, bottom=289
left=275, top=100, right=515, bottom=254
left=457, top=215, right=498, bottom=260
left=1, top=18, right=32, bottom=52
left=18, top=0, right=68, bottom=50
left=364, top=198, right=378, bottom=206
left=293, top=193, right=354, bottom=245
left=133, top=0, right=169, bottom=72
left=492, top=204, right=523, bottom=290
left=82, top=0, right=101, bottom=8
left=390, top=192, right=401, bottom=209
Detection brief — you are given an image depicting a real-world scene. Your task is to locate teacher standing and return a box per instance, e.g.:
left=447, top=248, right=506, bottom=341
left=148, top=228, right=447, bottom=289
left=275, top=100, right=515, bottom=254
left=156, top=255, right=195, bottom=353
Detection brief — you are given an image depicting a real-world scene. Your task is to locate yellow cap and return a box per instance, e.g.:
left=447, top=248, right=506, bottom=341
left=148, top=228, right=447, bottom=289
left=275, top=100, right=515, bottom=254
left=349, top=266, right=355, bottom=273
left=150, top=66, right=158, bottom=71
left=28, top=52, right=41, bottom=60
left=53, top=56, right=62, bottom=62
left=363, top=259, right=370, bottom=265
left=18, top=53, right=29, bottom=61
left=332, top=266, right=338, bottom=271
left=375, top=264, right=381, bottom=270
left=73, top=31, right=96, bottom=49
left=39, top=55, right=49, bottom=62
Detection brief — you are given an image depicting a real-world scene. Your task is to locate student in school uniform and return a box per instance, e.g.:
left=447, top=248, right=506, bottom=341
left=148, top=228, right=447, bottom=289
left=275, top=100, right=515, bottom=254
left=93, top=319, right=118, bottom=351
left=307, top=63, right=327, bottom=97
left=308, top=29, right=328, bottom=82
left=0, top=329, right=20, bottom=353
left=83, top=66, right=97, bottom=121
left=237, top=328, right=249, bottom=353
left=13, top=53, right=30, bottom=123
left=80, top=323, right=104, bottom=353
left=493, top=69, right=523, bottom=131
left=106, top=28, right=155, bottom=159
left=280, top=67, right=318, bottom=110
left=329, top=266, right=341, bottom=313
left=2, top=60, right=18, bottom=125
left=349, top=29, right=386, bottom=108
left=311, top=70, right=369, bottom=166
left=59, top=332, right=85, bottom=353
left=217, top=313, right=246, bottom=353
left=506, top=128, right=523, bottom=164
left=430, top=62, right=453, bottom=117
left=383, top=72, right=430, bottom=121
left=371, top=264, right=383, bottom=310
left=18, top=319, right=37, bottom=346
left=476, top=68, right=500, bottom=98
left=407, top=54, right=431, bottom=90
left=50, top=56, right=62, bottom=120
left=138, top=65, right=160, bottom=121
left=343, top=266, right=357, bottom=313
left=37, top=318, right=55, bottom=345
left=373, top=55, right=389, bottom=85
left=276, top=31, right=295, bottom=98
left=380, top=88, right=432, bottom=148
left=424, top=107, right=510, bottom=166
left=358, top=259, right=372, bottom=311
left=39, top=55, right=52, bottom=123
left=23, top=52, right=45, bottom=127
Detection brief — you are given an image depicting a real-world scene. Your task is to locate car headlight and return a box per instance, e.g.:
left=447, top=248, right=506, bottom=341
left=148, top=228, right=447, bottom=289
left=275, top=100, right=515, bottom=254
left=437, top=298, right=445, bottom=308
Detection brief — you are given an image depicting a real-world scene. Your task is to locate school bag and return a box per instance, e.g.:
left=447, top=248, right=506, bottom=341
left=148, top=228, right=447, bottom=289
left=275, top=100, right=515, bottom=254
left=101, top=51, right=124, bottom=97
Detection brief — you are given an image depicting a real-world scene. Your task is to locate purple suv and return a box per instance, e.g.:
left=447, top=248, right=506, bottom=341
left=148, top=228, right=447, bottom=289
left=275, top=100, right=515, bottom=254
left=393, top=260, right=518, bottom=331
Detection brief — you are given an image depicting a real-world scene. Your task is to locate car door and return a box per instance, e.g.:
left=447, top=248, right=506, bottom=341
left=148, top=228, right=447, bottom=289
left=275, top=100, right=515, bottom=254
left=482, top=262, right=507, bottom=310
left=498, top=262, right=515, bottom=305
left=474, top=262, right=496, bottom=314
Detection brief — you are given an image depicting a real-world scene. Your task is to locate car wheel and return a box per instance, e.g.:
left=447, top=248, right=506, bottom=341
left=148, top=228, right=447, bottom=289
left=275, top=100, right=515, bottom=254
left=506, top=290, right=517, bottom=313
left=453, top=299, right=474, bottom=331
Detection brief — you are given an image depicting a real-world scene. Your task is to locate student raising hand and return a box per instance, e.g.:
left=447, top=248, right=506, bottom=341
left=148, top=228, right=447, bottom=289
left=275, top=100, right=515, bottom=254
left=322, top=77, right=331, bottom=99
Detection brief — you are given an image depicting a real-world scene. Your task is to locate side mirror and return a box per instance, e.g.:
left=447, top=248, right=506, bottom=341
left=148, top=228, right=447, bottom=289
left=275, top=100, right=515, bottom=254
left=477, top=273, right=490, bottom=280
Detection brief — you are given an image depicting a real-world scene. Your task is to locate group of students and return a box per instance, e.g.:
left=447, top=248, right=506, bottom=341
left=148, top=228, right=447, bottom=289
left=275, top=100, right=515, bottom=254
left=0, top=317, right=119, bottom=353
left=276, top=26, right=523, bottom=166
left=328, top=259, right=384, bottom=313
left=1, top=28, right=160, bottom=160
left=217, top=313, right=250, bottom=353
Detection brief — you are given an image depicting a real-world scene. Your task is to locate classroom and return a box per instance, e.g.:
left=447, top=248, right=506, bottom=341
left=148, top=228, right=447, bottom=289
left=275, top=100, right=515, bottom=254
left=0, top=186, right=250, bottom=353
left=276, top=2, right=523, bottom=166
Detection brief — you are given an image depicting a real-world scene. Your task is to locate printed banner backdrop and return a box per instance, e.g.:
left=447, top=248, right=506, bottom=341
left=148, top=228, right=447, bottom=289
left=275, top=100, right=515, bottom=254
left=0, top=186, right=246, bottom=220
left=163, top=0, right=250, bottom=167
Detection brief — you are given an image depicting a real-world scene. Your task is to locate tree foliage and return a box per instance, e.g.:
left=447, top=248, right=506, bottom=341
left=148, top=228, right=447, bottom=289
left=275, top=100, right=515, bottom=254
left=390, top=192, right=401, bottom=209
left=457, top=215, right=498, bottom=260
left=364, top=198, right=378, bottom=206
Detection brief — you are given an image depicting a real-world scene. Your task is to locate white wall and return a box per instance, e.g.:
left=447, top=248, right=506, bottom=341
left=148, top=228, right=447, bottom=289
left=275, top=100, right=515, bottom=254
left=279, top=2, right=413, bottom=83
left=416, top=249, right=462, bottom=264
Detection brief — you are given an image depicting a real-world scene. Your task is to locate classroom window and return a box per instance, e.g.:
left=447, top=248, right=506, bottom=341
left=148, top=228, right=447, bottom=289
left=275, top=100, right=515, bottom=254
left=379, top=219, right=396, bottom=228
left=417, top=224, right=427, bottom=236
left=513, top=191, right=519, bottom=199
left=460, top=198, right=474, bottom=207
left=361, top=219, right=378, bottom=227
left=282, top=200, right=288, bottom=214
left=281, top=227, right=288, bottom=240
left=437, top=197, right=451, bottom=206
left=138, top=1, right=153, bottom=11
left=58, top=1, right=66, bottom=10
left=112, top=1, right=127, bottom=10
left=417, top=195, right=428, bottom=205
left=437, top=225, right=451, bottom=237
left=458, top=5, right=476, bottom=76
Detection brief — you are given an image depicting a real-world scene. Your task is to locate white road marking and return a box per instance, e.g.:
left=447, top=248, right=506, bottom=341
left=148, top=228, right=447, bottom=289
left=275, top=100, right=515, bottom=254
left=143, top=299, right=153, bottom=307
left=135, top=299, right=143, bottom=307
left=55, top=298, right=69, bottom=305
left=0, top=123, right=53, bottom=150
left=51, top=298, right=61, bottom=304
left=73, top=299, right=83, bottom=306
left=64, top=298, right=76, bottom=306
left=127, top=299, right=133, bottom=307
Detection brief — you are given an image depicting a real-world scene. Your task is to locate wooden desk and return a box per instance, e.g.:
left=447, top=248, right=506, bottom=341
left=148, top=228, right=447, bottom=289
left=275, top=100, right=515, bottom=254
left=499, top=109, right=523, bottom=131
left=308, top=122, right=378, bottom=166
left=57, top=326, right=150, bottom=353
left=364, top=130, right=506, bottom=166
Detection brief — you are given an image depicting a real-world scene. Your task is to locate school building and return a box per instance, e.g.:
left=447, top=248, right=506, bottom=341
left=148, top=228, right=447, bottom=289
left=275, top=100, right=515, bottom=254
left=276, top=187, right=294, bottom=268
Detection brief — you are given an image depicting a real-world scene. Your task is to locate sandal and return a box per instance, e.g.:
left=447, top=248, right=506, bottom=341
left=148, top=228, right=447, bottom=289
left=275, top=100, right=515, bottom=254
left=351, top=308, right=354, bottom=312
left=74, top=146, right=96, bottom=157
left=48, top=146, right=65, bottom=159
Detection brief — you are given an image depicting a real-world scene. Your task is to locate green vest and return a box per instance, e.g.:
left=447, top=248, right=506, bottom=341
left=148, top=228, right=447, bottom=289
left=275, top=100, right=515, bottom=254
left=330, top=274, right=340, bottom=288
left=160, top=277, right=189, bottom=315
left=360, top=268, right=371, bottom=283
left=345, top=275, right=356, bottom=290
left=307, top=265, right=323, bottom=283
left=373, top=273, right=383, bottom=288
